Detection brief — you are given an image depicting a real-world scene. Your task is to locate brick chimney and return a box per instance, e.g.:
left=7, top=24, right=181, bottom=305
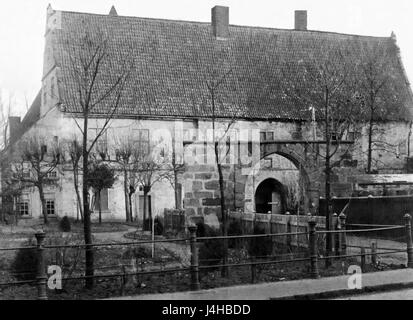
left=295, top=10, right=307, bottom=31
left=8, top=116, right=21, bottom=144
left=211, top=6, right=229, bottom=39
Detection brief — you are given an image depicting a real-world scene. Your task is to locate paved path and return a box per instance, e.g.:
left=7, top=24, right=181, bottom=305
left=335, top=288, right=413, bottom=300
left=110, top=269, right=413, bottom=300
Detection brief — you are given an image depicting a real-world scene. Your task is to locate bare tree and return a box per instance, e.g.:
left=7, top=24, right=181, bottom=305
left=88, top=163, right=115, bottom=224
left=133, top=143, right=170, bottom=231
left=63, top=28, right=134, bottom=288
left=0, top=93, right=12, bottom=151
left=67, top=138, right=83, bottom=221
left=168, top=135, right=185, bottom=210
left=355, top=39, right=407, bottom=173
left=178, top=38, right=245, bottom=277
left=280, top=36, right=361, bottom=266
left=11, top=136, right=62, bottom=225
left=206, top=72, right=239, bottom=277
left=0, top=160, right=24, bottom=224
left=113, top=135, right=136, bottom=222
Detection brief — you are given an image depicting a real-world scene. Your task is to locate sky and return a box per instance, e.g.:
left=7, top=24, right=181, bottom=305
left=0, top=0, right=412, bottom=118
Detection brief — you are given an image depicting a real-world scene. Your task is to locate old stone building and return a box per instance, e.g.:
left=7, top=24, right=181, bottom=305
left=2, top=5, right=413, bottom=225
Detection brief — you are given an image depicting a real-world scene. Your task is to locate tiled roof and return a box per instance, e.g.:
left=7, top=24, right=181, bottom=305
left=50, top=10, right=413, bottom=121
left=11, top=91, right=41, bottom=144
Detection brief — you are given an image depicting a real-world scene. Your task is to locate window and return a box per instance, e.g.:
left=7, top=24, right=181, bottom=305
left=263, top=158, right=273, bottom=169
left=260, top=131, right=274, bottom=142
left=133, top=129, right=150, bottom=157
left=92, top=189, right=109, bottom=212
left=17, top=202, right=29, bottom=216
left=46, top=171, right=57, bottom=178
left=88, top=128, right=108, bottom=157
left=46, top=200, right=55, bottom=215
left=23, top=170, right=31, bottom=179
left=248, top=141, right=253, bottom=157
left=96, top=130, right=108, bottom=154
left=266, top=132, right=274, bottom=141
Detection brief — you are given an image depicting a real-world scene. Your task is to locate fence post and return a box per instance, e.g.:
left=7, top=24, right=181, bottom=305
left=371, top=242, right=377, bottom=265
left=188, top=225, right=200, bottom=291
left=339, top=213, right=347, bottom=256
left=404, top=214, right=413, bottom=268
left=360, top=247, right=366, bottom=272
left=286, top=212, right=292, bottom=249
left=35, top=232, right=47, bottom=300
left=251, top=257, right=256, bottom=284
left=333, top=213, right=340, bottom=257
left=308, top=219, right=319, bottom=279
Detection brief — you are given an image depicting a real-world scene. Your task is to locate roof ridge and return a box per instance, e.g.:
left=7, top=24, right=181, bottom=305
left=57, top=8, right=391, bottom=40
left=58, top=9, right=211, bottom=26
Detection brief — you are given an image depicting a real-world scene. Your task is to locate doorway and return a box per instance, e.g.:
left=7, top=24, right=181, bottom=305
left=254, top=178, right=286, bottom=214
left=139, top=195, right=152, bottom=221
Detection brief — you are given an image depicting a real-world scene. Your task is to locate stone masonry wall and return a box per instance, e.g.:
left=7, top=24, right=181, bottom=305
left=183, top=164, right=249, bottom=227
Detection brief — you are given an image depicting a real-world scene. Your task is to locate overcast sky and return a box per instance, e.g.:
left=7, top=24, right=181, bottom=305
left=1, top=0, right=412, bottom=117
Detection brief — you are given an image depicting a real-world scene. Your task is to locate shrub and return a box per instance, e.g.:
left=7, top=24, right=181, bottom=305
left=59, top=216, right=71, bottom=233
left=247, top=225, right=273, bottom=258
left=195, top=222, right=206, bottom=238
left=122, top=246, right=152, bottom=260
left=154, top=217, right=164, bottom=236
left=198, top=223, right=224, bottom=269
left=227, top=219, right=243, bottom=249
left=11, top=239, right=37, bottom=281
left=11, top=233, right=85, bottom=282
left=143, top=219, right=152, bottom=231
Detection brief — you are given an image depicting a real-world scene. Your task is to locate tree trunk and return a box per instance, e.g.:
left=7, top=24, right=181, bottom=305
left=217, top=159, right=229, bottom=278
left=143, top=189, right=148, bottom=231
left=172, top=136, right=181, bottom=210
left=123, top=169, right=131, bottom=222
left=98, top=189, right=102, bottom=224
left=211, top=89, right=229, bottom=278
left=128, top=192, right=133, bottom=222
left=324, top=88, right=332, bottom=268
left=38, top=184, right=48, bottom=225
left=367, top=115, right=374, bottom=174
left=73, top=166, right=83, bottom=222
left=82, top=116, right=94, bottom=289
left=174, top=169, right=181, bottom=210
left=143, top=186, right=152, bottom=231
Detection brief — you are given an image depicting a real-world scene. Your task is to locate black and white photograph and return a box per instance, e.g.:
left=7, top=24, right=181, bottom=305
left=1, top=0, right=413, bottom=306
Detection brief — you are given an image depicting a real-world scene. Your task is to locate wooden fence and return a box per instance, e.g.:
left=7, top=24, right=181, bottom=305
left=228, top=212, right=342, bottom=249
left=163, top=209, right=186, bottom=233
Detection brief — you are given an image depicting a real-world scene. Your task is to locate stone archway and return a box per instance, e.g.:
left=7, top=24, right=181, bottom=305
left=244, top=151, right=319, bottom=214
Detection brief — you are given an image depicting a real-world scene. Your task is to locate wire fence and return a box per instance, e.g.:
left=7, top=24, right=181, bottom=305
left=0, top=213, right=412, bottom=300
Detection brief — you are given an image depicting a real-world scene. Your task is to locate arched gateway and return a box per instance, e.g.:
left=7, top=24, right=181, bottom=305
left=182, top=141, right=323, bottom=222
left=244, top=143, right=321, bottom=215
